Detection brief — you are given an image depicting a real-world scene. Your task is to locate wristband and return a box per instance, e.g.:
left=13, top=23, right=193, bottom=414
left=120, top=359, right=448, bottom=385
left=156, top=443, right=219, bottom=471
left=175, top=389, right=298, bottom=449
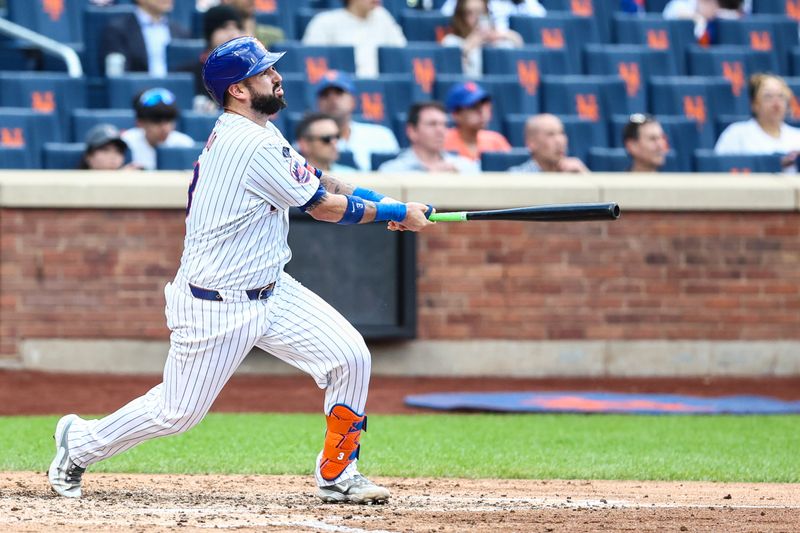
left=353, top=186, right=385, bottom=203
left=374, top=201, right=407, bottom=223
left=337, top=195, right=366, bottom=225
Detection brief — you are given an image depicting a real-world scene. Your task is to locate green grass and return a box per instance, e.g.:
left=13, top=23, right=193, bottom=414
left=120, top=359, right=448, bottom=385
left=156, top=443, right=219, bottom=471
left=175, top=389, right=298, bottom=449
left=2, top=413, right=799, bottom=482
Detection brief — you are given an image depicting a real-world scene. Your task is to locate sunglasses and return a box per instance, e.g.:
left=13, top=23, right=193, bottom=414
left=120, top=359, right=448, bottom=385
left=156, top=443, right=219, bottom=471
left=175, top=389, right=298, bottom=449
left=306, top=134, right=340, bottom=144
left=139, top=88, right=176, bottom=107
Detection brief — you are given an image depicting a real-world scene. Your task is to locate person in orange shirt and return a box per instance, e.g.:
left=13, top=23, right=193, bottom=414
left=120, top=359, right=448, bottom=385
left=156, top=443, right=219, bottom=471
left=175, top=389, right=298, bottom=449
left=443, top=81, right=511, bottom=162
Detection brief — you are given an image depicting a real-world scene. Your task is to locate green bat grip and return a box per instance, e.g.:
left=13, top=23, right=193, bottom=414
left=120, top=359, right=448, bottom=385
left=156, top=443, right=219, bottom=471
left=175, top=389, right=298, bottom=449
left=429, top=212, right=468, bottom=222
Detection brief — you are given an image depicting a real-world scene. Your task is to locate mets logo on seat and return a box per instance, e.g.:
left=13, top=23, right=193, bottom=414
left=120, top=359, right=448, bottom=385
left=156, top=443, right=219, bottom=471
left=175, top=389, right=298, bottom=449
left=43, top=0, right=64, bottom=21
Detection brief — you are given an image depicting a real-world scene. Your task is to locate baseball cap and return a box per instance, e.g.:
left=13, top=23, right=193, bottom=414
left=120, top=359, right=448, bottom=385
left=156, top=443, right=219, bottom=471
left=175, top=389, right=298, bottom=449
left=445, top=81, right=490, bottom=113
left=315, top=70, right=355, bottom=96
left=85, top=123, right=127, bottom=152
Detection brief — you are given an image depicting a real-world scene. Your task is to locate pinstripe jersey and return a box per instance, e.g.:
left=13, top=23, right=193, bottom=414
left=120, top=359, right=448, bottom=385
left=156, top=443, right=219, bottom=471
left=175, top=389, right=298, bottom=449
left=177, top=113, right=320, bottom=290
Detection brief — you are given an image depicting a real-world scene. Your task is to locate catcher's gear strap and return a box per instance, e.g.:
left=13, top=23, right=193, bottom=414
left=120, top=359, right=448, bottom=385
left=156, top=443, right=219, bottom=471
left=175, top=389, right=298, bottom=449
left=320, top=404, right=367, bottom=481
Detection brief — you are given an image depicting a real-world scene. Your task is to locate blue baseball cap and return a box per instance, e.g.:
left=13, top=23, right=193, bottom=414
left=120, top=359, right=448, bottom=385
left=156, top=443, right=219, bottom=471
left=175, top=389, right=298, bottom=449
left=445, top=81, right=491, bottom=112
left=315, top=70, right=355, bottom=96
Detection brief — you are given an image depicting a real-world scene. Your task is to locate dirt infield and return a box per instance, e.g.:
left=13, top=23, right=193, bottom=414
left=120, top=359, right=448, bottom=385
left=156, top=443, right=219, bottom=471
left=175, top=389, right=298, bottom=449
left=2, top=472, right=798, bottom=532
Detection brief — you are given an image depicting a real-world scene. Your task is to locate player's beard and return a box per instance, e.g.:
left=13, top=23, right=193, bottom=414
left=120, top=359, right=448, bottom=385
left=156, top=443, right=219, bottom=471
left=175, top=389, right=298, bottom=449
left=250, top=85, right=287, bottom=116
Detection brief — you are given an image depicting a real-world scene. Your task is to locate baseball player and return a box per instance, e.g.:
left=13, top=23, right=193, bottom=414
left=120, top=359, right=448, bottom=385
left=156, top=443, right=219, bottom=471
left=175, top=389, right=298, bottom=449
left=48, top=36, right=434, bottom=504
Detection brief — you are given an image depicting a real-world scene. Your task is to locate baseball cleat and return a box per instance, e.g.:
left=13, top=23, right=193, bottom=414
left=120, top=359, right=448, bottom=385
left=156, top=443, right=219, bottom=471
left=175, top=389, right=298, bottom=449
left=317, top=474, right=390, bottom=504
left=48, top=414, right=85, bottom=498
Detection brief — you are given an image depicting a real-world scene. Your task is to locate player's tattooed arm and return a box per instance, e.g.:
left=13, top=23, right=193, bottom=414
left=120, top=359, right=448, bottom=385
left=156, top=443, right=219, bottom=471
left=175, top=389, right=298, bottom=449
left=319, top=173, right=356, bottom=196
left=304, top=192, right=377, bottom=223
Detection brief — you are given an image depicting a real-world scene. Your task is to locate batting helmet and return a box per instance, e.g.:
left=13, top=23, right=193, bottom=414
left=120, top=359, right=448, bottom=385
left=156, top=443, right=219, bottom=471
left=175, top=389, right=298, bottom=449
left=202, top=36, right=286, bottom=106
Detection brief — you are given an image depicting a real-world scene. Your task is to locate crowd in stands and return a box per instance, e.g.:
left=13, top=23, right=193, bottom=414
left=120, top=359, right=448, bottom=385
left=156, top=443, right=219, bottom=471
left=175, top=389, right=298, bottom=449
left=1, top=0, right=800, bottom=175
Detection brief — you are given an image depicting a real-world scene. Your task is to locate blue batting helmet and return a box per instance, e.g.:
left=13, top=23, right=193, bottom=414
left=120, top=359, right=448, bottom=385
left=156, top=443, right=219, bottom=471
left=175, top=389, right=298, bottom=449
left=202, top=36, right=285, bottom=106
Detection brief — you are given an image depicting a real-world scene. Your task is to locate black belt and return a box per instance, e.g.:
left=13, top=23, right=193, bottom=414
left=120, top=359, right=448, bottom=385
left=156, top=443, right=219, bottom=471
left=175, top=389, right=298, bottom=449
left=188, top=282, right=276, bottom=302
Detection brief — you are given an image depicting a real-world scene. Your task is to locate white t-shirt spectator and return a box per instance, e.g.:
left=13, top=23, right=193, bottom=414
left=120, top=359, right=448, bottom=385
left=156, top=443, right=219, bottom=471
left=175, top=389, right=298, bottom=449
left=714, top=118, right=800, bottom=173
left=441, top=0, right=546, bottom=31
left=302, top=7, right=406, bottom=78
left=121, top=128, right=195, bottom=171
left=339, top=121, right=400, bottom=171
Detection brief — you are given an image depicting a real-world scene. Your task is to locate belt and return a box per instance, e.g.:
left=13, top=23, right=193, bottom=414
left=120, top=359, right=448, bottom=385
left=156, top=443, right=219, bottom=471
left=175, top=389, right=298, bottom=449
left=188, top=281, right=276, bottom=302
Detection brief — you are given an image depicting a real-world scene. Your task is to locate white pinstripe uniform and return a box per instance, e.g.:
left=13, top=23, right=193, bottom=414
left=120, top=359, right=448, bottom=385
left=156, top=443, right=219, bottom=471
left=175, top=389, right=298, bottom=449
left=67, top=113, right=370, bottom=487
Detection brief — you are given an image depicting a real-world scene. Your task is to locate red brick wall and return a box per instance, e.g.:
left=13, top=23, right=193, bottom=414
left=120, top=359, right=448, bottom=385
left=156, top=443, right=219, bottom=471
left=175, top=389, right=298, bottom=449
left=2, top=209, right=799, bottom=359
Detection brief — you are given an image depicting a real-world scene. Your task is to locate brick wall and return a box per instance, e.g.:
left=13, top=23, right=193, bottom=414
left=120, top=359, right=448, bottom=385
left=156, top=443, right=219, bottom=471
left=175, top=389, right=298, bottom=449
left=1, top=208, right=799, bottom=360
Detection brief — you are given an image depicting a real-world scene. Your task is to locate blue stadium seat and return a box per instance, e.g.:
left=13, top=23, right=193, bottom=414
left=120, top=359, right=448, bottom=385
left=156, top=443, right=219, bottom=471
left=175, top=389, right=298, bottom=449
left=295, top=7, right=321, bottom=41
left=693, top=150, right=782, bottom=173
left=539, top=0, right=614, bottom=43
left=105, top=73, right=195, bottom=110
left=715, top=114, right=750, bottom=139
left=481, top=149, right=531, bottom=172
left=42, top=142, right=85, bottom=170
left=751, top=0, right=800, bottom=18
left=613, top=13, right=695, bottom=74
left=352, top=76, right=413, bottom=126
left=559, top=115, right=607, bottom=162
left=782, top=77, right=800, bottom=123
left=167, top=0, right=196, bottom=35
left=584, top=44, right=677, bottom=112
left=0, top=146, right=29, bottom=169
left=270, top=42, right=356, bottom=85
left=0, top=73, right=87, bottom=142
left=166, top=39, right=205, bottom=71
left=0, top=108, right=60, bottom=168
left=156, top=143, right=204, bottom=171
left=645, top=0, right=670, bottom=11
left=509, top=13, right=601, bottom=73
left=71, top=109, right=136, bottom=143
left=609, top=114, right=700, bottom=172
left=687, top=45, right=778, bottom=100
left=588, top=146, right=680, bottom=172
left=434, top=75, right=524, bottom=133
left=337, top=150, right=357, bottom=169
left=541, top=75, right=631, bottom=123
left=280, top=74, right=316, bottom=118
left=400, top=11, right=451, bottom=43
left=371, top=151, right=400, bottom=171
left=716, top=15, right=799, bottom=75
left=270, top=0, right=315, bottom=41
left=379, top=44, right=462, bottom=101
left=181, top=111, right=219, bottom=142
left=503, top=113, right=528, bottom=148
left=483, top=47, right=572, bottom=116
left=392, top=112, right=409, bottom=148
left=7, top=0, right=82, bottom=44
left=83, top=5, right=137, bottom=77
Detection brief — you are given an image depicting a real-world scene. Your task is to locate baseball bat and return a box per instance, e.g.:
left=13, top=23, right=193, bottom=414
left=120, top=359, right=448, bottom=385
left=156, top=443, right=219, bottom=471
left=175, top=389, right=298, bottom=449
left=428, top=202, right=620, bottom=222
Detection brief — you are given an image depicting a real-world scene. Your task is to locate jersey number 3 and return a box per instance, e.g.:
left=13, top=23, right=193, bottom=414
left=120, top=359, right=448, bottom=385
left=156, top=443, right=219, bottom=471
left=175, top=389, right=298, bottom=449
left=186, top=162, right=199, bottom=216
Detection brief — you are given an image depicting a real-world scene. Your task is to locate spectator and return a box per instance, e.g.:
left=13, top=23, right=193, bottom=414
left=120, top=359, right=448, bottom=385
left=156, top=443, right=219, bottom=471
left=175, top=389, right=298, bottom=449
left=623, top=114, right=669, bottom=173
left=379, top=101, right=478, bottom=173
left=663, top=0, right=747, bottom=44
left=315, top=70, right=399, bottom=171
left=443, top=81, right=511, bottom=162
left=101, top=0, right=189, bottom=77
left=715, top=74, right=800, bottom=173
left=295, top=112, right=358, bottom=174
left=218, top=0, right=285, bottom=48
left=180, top=5, right=246, bottom=113
left=121, top=88, right=195, bottom=171
left=302, top=0, right=407, bottom=78
left=509, top=114, right=589, bottom=173
left=78, top=124, right=139, bottom=171
left=442, top=0, right=522, bottom=77
left=441, top=0, right=545, bottom=31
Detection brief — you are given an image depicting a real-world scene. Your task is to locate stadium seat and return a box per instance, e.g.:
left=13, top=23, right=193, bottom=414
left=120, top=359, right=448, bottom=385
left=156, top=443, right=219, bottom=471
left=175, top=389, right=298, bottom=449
left=509, top=13, right=601, bottom=73
left=588, top=146, right=680, bottom=172
left=279, top=73, right=316, bottom=116
left=693, top=150, right=782, bottom=173
left=83, top=5, right=137, bottom=77
left=156, top=143, right=204, bottom=171
left=583, top=44, right=677, bottom=112
left=371, top=151, right=400, bottom=171
left=270, top=42, right=356, bottom=84
left=482, top=47, right=572, bottom=115
left=687, top=45, right=778, bottom=101
left=0, top=73, right=87, bottom=142
left=337, top=150, right=358, bottom=169
left=7, top=0, right=82, bottom=44
left=166, top=39, right=205, bottom=72
left=71, top=109, right=136, bottom=144
left=541, top=75, right=631, bottom=122
left=181, top=111, right=219, bottom=143
left=0, top=108, right=60, bottom=168
left=645, top=0, right=670, bottom=11
left=481, top=149, right=531, bottom=172
left=609, top=114, right=701, bottom=172
left=751, top=0, right=800, bottom=21
left=559, top=115, right=607, bottom=162
left=400, top=11, right=451, bottom=43
left=271, top=0, right=315, bottom=41
left=503, top=113, right=528, bottom=148
left=392, top=112, right=409, bottom=148
left=539, top=0, right=615, bottom=43
left=352, top=76, right=413, bottom=126
left=715, top=114, right=750, bottom=139
left=783, top=77, right=800, bottom=123
left=716, top=15, right=799, bottom=75
left=612, top=13, right=695, bottom=74
left=0, top=146, right=29, bottom=169
left=379, top=44, right=463, bottom=101
left=42, top=142, right=85, bottom=170
left=105, top=73, right=195, bottom=110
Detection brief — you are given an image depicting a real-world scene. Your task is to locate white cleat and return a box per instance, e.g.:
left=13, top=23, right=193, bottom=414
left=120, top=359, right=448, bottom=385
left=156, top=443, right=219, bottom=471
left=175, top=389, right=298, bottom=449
left=48, top=414, right=85, bottom=498
left=317, top=474, right=390, bottom=504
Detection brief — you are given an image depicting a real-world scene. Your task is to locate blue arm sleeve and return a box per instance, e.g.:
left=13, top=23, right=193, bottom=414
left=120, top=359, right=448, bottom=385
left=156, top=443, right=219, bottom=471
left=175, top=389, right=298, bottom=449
left=353, top=186, right=386, bottom=203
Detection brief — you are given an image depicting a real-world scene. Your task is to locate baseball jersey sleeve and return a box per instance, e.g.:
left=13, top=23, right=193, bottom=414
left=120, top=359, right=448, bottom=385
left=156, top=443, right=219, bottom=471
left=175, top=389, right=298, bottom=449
left=246, top=143, right=321, bottom=210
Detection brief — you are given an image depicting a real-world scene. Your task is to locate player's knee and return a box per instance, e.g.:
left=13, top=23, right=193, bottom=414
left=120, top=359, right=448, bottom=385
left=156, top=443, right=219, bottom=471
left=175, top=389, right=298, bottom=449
left=345, top=336, right=371, bottom=374
left=156, top=405, right=207, bottom=435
